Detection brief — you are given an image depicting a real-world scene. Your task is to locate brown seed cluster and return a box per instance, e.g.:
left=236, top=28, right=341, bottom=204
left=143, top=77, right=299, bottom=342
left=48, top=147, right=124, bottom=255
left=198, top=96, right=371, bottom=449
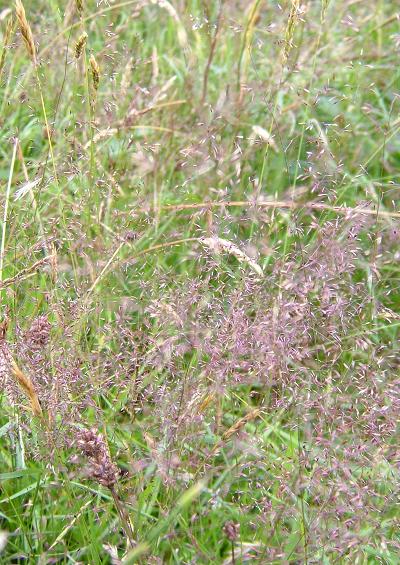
left=221, top=408, right=261, bottom=442
left=223, top=521, right=239, bottom=541
left=89, top=54, right=100, bottom=90
left=76, top=428, right=119, bottom=489
left=75, top=0, right=84, bottom=16
left=25, top=315, right=51, bottom=351
left=11, top=360, right=43, bottom=419
left=15, top=0, right=36, bottom=64
left=211, top=408, right=261, bottom=455
left=74, top=32, right=87, bottom=60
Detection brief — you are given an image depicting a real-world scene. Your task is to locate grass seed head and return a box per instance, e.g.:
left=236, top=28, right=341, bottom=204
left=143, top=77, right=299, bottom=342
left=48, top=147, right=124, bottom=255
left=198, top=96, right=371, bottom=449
left=201, top=236, right=263, bottom=277
left=15, top=0, right=36, bottom=64
left=77, top=428, right=119, bottom=489
left=89, top=54, right=100, bottom=90
left=25, top=315, right=51, bottom=351
left=283, top=0, right=301, bottom=62
left=74, top=32, right=87, bottom=59
left=11, top=359, right=43, bottom=418
left=0, top=16, right=14, bottom=78
left=221, top=408, right=261, bottom=441
left=75, top=0, right=83, bottom=16
left=223, top=521, right=239, bottom=542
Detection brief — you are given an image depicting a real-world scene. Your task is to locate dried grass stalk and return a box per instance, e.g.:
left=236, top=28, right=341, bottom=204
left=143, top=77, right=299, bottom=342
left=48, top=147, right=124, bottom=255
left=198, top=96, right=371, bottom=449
left=0, top=255, right=53, bottom=289
left=11, top=359, right=43, bottom=418
left=134, top=200, right=400, bottom=220
left=221, top=408, right=261, bottom=441
left=198, top=392, right=215, bottom=413
left=15, top=0, right=36, bottom=64
left=201, top=237, right=263, bottom=277
left=211, top=408, right=261, bottom=454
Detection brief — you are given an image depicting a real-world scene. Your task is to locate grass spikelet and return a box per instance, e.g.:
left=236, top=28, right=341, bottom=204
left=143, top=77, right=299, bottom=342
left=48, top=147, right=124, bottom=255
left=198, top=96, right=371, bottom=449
left=201, top=236, right=264, bottom=277
left=15, top=0, right=36, bottom=64
left=11, top=359, right=43, bottom=418
left=120, top=55, right=133, bottom=98
left=75, top=0, right=83, bottom=16
left=221, top=408, right=261, bottom=441
left=211, top=408, right=261, bottom=454
left=0, top=16, right=14, bottom=79
left=15, top=2, right=57, bottom=184
left=89, top=53, right=100, bottom=90
left=283, top=0, right=301, bottom=62
left=321, top=0, right=330, bottom=21
left=74, top=32, right=87, bottom=59
left=237, top=0, right=261, bottom=101
left=198, top=392, right=215, bottom=413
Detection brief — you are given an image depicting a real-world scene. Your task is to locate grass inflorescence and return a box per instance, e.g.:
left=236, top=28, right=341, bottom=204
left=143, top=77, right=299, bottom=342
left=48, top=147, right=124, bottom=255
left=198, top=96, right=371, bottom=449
left=0, top=0, right=399, bottom=563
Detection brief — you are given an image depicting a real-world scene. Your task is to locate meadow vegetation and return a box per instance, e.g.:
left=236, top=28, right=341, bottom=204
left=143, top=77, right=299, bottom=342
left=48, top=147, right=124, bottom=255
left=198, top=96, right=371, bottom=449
left=0, top=0, right=399, bottom=562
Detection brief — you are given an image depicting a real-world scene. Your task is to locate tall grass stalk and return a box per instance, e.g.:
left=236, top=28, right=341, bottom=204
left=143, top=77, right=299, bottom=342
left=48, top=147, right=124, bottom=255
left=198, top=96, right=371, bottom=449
left=0, top=138, right=18, bottom=300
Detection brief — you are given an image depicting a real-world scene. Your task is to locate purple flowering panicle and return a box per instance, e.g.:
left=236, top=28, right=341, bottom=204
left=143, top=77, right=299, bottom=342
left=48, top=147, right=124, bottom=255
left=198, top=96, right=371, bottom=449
left=76, top=428, right=119, bottom=489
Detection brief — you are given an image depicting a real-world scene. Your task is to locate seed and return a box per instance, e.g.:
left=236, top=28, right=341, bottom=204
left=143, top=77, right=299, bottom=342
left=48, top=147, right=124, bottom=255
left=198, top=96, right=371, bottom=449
left=89, top=54, right=100, bottom=90
left=75, top=0, right=84, bottom=16
left=74, top=32, right=87, bottom=59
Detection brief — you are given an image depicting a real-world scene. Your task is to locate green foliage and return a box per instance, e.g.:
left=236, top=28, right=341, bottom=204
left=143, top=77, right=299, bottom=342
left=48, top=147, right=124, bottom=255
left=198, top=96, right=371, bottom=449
left=0, top=0, right=399, bottom=562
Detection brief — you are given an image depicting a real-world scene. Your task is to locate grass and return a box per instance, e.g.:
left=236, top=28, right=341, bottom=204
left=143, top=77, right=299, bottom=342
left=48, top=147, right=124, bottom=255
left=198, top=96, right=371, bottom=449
left=0, top=0, right=399, bottom=562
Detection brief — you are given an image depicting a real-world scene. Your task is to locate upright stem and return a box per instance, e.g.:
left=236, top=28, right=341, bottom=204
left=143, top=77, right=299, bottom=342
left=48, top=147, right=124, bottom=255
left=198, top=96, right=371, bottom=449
left=201, top=1, right=224, bottom=104
left=110, top=488, right=135, bottom=548
left=0, top=137, right=18, bottom=304
left=35, top=69, right=58, bottom=186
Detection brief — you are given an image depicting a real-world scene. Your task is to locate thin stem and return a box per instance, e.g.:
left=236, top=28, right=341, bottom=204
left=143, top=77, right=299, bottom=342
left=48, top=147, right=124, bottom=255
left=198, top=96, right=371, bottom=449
left=236, top=0, right=261, bottom=101
left=16, top=140, right=48, bottom=255
left=297, top=419, right=308, bottom=564
left=77, top=3, right=97, bottom=217
left=201, top=1, right=224, bottom=104
left=110, top=488, right=135, bottom=548
left=0, top=137, right=18, bottom=302
left=84, top=49, right=95, bottom=187
left=35, top=70, right=58, bottom=186
left=86, top=241, right=125, bottom=297
left=132, top=199, right=400, bottom=219
left=84, top=237, right=202, bottom=302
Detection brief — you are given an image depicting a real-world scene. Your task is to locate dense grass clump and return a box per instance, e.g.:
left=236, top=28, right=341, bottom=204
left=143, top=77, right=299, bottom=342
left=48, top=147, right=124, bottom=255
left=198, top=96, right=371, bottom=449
left=0, top=0, right=399, bottom=562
